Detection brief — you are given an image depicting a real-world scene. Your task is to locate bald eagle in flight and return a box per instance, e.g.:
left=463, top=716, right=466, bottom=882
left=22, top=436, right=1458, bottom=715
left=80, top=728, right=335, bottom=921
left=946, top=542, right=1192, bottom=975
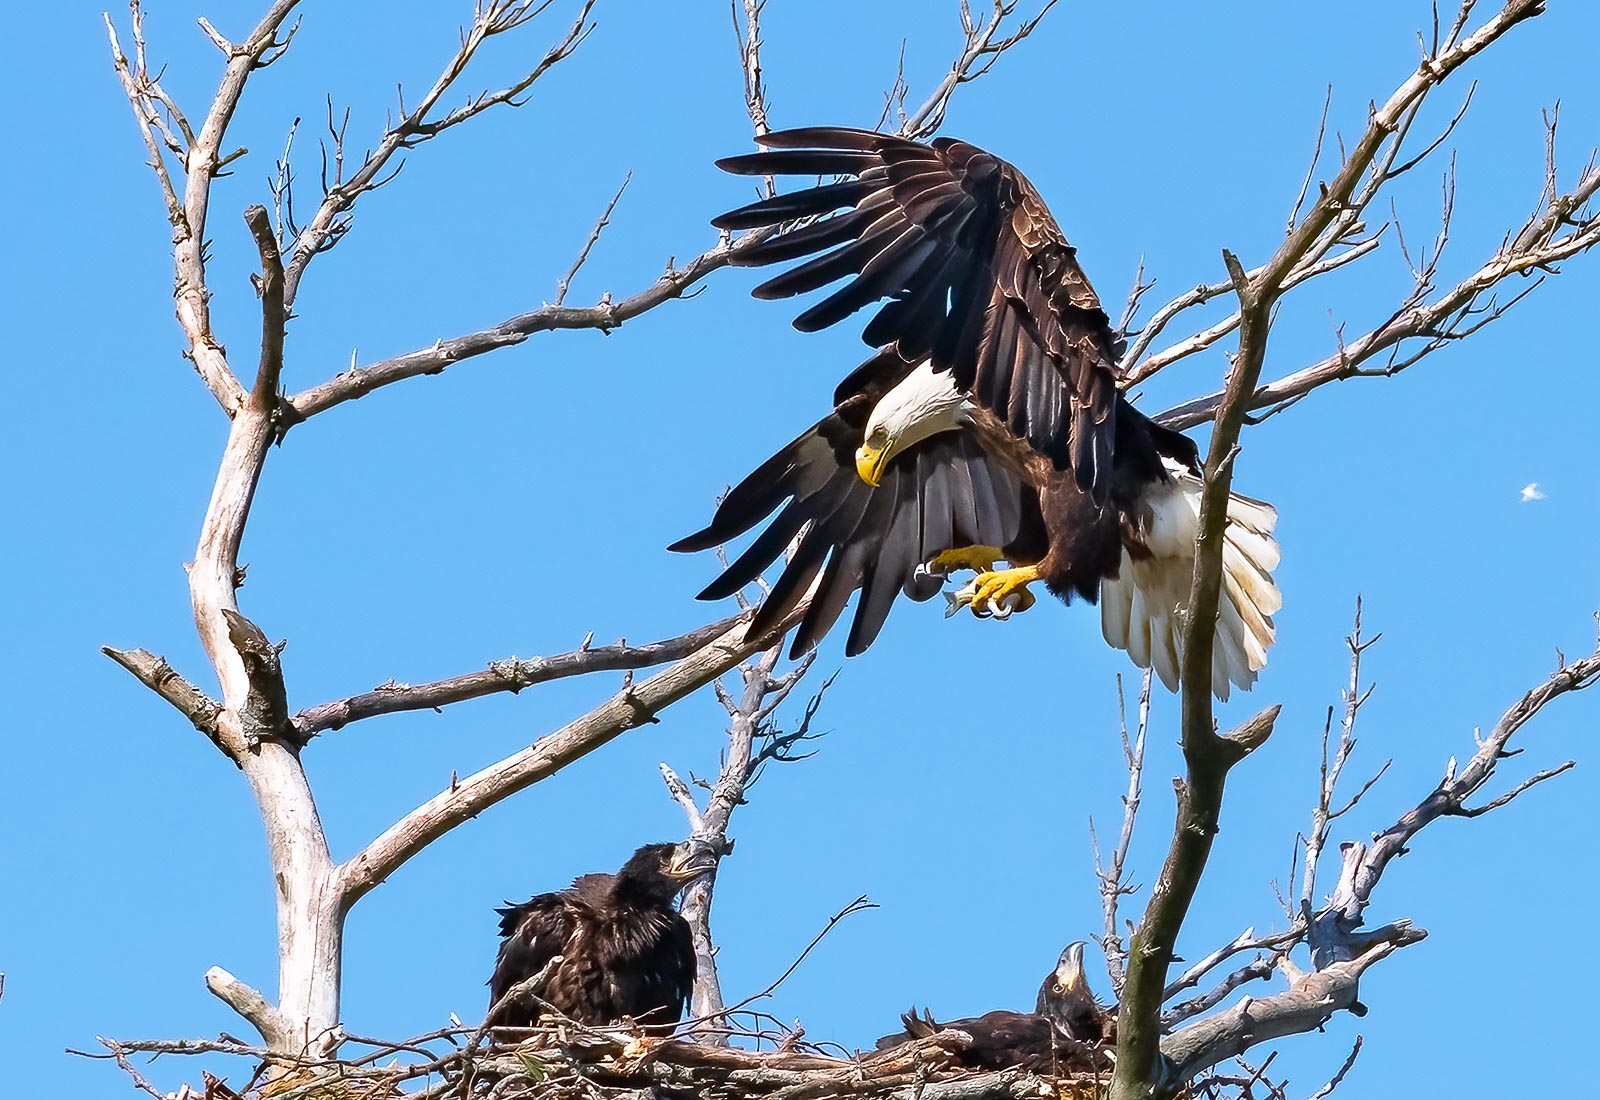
left=487, top=842, right=712, bottom=1032
left=874, top=941, right=1114, bottom=1072
left=672, top=128, right=1281, bottom=698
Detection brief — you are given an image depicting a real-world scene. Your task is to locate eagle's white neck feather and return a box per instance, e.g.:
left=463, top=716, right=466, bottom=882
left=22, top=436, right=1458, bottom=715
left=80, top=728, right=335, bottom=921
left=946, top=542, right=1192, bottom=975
left=865, top=360, right=967, bottom=453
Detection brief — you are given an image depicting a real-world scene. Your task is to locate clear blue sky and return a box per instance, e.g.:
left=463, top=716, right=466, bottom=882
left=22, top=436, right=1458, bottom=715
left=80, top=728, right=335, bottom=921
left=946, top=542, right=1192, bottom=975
left=4, top=2, right=1596, bottom=1096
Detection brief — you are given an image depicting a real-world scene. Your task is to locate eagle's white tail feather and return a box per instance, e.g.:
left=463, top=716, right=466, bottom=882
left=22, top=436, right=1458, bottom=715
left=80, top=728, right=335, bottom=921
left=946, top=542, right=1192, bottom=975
left=1148, top=605, right=1180, bottom=695
left=1125, top=582, right=1152, bottom=672
left=1223, top=493, right=1278, bottom=536
left=1100, top=462, right=1282, bottom=700
left=1102, top=568, right=1133, bottom=657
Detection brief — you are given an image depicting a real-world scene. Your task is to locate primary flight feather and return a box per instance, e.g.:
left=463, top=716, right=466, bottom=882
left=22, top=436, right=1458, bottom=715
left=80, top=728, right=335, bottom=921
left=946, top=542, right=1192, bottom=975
left=675, top=127, right=1281, bottom=698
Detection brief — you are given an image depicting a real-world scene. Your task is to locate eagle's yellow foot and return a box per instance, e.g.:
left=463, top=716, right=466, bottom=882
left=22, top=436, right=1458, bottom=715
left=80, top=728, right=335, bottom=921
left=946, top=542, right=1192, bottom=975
left=928, top=544, right=1006, bottom=575
left=945, top=565, right=1041, bottom=620
left=971, top=565, right=1040, bottom=612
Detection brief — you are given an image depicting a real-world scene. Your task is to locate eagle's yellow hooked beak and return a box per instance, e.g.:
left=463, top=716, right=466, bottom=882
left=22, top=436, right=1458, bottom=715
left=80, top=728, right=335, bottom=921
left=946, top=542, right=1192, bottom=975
left=855, top=440, right=891, bottom=488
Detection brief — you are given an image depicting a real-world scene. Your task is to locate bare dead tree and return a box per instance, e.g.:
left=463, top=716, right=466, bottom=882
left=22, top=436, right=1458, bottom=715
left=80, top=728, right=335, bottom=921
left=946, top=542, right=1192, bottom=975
left=101, top=0, right=1060, bottom=1063
left=97, top=1, right=1600, bottom=1097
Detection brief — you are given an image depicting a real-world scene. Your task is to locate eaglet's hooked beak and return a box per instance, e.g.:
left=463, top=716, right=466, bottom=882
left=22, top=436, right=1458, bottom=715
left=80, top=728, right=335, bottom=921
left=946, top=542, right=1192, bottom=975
left=667, top=843, right=719, bottom=880
left=855, top=438, right=891, bottom=488
left=1054, top=941, right=1087, bottom=992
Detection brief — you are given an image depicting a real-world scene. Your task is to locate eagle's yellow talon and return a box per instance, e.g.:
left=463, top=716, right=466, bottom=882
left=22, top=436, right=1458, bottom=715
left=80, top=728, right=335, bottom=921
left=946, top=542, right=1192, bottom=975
left=931, top=545, right=1006, bottom=574
left=968, top=565, right=1041, bottom=617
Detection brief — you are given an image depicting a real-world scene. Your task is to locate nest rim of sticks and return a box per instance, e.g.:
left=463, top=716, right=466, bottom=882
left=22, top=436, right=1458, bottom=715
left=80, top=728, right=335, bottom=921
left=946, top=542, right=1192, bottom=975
left=475, top=1023, right=1113, bottom=1100
left=139, top=1017, right=1115, bottom=1100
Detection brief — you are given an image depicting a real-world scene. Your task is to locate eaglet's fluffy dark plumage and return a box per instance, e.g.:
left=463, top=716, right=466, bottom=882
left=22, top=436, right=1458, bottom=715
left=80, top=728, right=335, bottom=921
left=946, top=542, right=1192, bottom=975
left=486, top=842, right=713, bottom=1033
left=874, top=942, right=1114, bottom=1073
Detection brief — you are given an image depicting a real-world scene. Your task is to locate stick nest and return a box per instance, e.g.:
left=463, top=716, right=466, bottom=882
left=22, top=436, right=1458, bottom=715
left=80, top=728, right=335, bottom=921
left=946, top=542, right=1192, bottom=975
left=191, top=1025, right=1114, bottom=1100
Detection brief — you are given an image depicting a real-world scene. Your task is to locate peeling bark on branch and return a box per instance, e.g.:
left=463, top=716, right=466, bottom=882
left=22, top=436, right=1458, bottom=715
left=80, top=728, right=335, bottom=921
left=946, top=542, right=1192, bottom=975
left=221, top=608, right=291, bottom=747
left=102, top=646, right=228, bottom=760
left=242, top=204, right=287, bottom=409
left=1161, top=929, right=1423, bottom=1080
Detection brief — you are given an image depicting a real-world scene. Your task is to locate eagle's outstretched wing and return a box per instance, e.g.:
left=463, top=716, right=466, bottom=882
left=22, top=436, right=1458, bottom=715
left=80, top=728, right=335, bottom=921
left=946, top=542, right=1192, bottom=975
left=715, top=127, right=1123, bottom=500
left=671, top=351, right=1032, bottom=657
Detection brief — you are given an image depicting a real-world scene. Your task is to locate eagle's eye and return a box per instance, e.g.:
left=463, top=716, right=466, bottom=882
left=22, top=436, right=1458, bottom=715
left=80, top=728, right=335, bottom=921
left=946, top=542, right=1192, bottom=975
left=866, top=426, right=889, bottom=448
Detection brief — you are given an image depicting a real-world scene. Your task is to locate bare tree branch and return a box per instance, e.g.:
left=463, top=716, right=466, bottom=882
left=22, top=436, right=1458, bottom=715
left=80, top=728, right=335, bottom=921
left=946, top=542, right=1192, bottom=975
left=1301, top=601, right=1381, bottom=911
left=286, top=232, right=764, bottom=421
left=1113, top=704, right=1280, bottom=1094
left=1161, top=950, right=1284, bottom=1030
left=291, top=613, right=743, bottom=739
left=1307, top=1036, right=1363, bottom=1100
left=734, top=0, right=772, bottom=140
left=1158, top=628, right=1598, bottom=1083
left=1115, top=9, right=1549, bottom=1094
left=107, top=1, right=306, bottom=413
left=1158, top=153, right=1599, bottom=431
left=1161, top=932, right=1422, bottom=1081
left=281, top=0, right=598, bottom=307
left=102, top=646, right=228, bottom=760
left=335, top=606, right=810, bottom=907
left=104, top=8, right=185, bottom=233
left=1091, top=670, right=1151, bottom=999
left=284, top=0, right=1060, bottom=425
left=243, top=204, right=287, bottom=409
left=903, top=0, right=1060, bottom=139
left=1128, top=74, right=1478, bottom=388
left=204, top=967, right=289, bottom=1052
left=664, top=640, right=792, bottom=1042
left=554, top=172, right=631, bottom=306
left=1314, top=644, right=1600, bottom=955
left=1122, top=238, right=1382, bottom=386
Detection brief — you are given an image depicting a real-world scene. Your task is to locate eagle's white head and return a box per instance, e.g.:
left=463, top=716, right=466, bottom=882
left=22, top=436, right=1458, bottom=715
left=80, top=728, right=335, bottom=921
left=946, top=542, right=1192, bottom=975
left=855, top=360, right=968, bottom=486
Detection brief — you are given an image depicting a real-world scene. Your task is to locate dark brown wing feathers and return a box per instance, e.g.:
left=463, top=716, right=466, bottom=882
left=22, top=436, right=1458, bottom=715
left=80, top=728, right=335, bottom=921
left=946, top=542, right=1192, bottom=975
left=716, top=126, right=1124, bottom=499
left=669, top=350, right=1032, bottom=658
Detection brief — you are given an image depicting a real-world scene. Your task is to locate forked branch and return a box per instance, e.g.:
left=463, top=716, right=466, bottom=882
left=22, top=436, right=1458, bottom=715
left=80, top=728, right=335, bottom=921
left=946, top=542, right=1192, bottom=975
left=1151, top=621, right=1598, bottom=1082
left=1114, top=6, right=1549, bottom=1096
left=282, top=0, right=598, bottom=306
left=285, top=0, right=1059, bottom=424
left=335, top=606, right=810, bottom=907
